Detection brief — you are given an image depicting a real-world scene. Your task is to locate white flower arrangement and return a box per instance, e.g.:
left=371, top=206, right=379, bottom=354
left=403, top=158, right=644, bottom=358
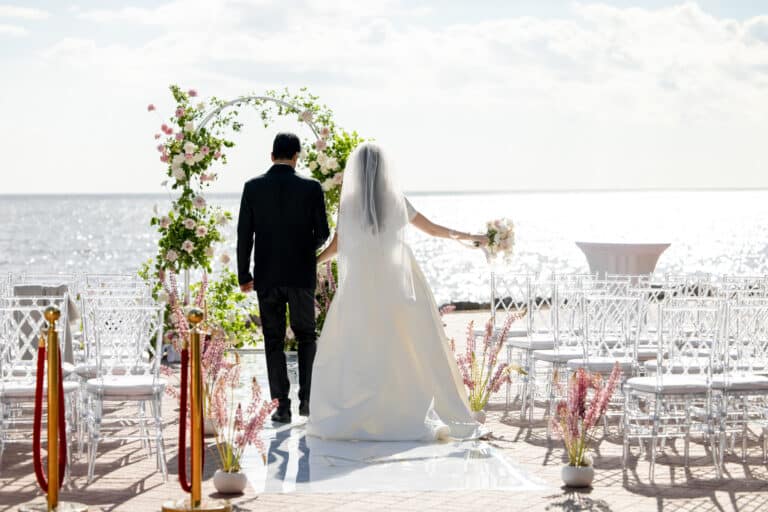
left=484, top=217, right=515, bottom=264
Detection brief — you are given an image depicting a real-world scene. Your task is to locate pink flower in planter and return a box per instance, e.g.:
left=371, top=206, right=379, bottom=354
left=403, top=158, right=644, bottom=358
left=314, top=139, right=327, bottom=151
left=188, top=89, right=198, bottom=97
left=175, top=107, right=185, bottom=118
left=147, top=104, right=156, bottom=112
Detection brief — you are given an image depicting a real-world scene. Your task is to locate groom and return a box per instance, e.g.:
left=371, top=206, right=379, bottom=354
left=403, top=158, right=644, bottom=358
left=237, top=132, right=330, bottom=423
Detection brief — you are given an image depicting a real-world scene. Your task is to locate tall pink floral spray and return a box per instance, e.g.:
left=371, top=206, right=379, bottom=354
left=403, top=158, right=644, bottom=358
left=551, top=363, right=622, bottom=467
left=212, top=359, right=277, bottom=472
left=451, top=312, right=527, bottom=412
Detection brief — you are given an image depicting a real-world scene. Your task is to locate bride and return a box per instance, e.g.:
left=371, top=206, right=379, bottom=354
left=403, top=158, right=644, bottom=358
left=307, top=143, right=488, bottom=441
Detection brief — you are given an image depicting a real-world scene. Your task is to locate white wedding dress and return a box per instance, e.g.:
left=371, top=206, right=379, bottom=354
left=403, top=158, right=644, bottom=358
left=307, top=144, right=481, bottom=442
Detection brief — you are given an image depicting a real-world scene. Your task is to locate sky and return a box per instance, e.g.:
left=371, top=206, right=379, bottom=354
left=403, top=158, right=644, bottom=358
left=0, top=1, right=767, bottom=194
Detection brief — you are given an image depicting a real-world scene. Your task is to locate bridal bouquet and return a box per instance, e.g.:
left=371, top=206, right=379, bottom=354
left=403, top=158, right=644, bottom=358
left=551, top=364, right=622, bottom=467
left=211, top=363, right=278, bottom=471
left=451, top=312, right=526, bottom=414
left=484, top=218, right=515, bottom=264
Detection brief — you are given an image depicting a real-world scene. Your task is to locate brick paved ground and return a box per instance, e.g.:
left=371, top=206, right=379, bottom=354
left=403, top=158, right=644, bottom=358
left=2, top=311, right=768, bottom=511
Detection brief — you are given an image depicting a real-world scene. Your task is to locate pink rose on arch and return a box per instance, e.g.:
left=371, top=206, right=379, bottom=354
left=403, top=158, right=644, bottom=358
left=213, top=151, right=222, bottom=160
left=160, top=154, right=169, bottom=163
left=219, top=253, right=231, bottom=264
left=314, top=139, right=327, bottom=151
left=184, top=152, right=195, bottom=164
left=188, top=89, right=198, bottom=97
left=195, top=226, right=208, bottom=237
left=201, top=146, right=210, bottom=155
left=183, top=218, right=196, bottom=230
left=175, top=107, right=185, bottom=118
left=154, top=133, right=161, bottom=140
left=193, top=195, right=206, bottom=209
left=299, top=110, right=314, bottom=123
left=319, top=126, right=331, bottom=139
left=156, top=144, right=165, bottom=152
left=175, top=132, right=184, bottom=141
left=159, top=216, right=171, bottom=228
left=147, top=104, right=156, bottom=112
left=161, top=123, right=171, bottom=134
left=165, top=249, right=179, bottom=263
left=181, top=240, right=195, bottom=254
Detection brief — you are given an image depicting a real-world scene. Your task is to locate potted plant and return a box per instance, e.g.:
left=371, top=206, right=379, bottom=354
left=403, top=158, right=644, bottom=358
left=210, top=363, right=277, bottom=494
left=451, top=312, right=526, bottom=423
left=551, top=363, right=622, bottom=488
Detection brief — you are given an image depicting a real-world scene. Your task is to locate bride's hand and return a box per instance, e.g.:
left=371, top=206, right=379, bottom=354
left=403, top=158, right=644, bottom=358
left=469, top=234, right=489, bottom=247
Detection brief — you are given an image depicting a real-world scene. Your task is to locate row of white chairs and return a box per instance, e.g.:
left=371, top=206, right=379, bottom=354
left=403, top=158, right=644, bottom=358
left=484, top=272, right=768, bottom=481
left=0, top=273, right=167, bottom=482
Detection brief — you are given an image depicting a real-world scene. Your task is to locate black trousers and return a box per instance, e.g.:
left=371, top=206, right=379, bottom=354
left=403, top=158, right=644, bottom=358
left=256, top=287, right=317, bottom=411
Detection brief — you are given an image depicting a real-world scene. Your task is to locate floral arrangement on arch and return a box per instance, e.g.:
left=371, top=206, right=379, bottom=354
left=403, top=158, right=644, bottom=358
left=146, top=85, right=365, bottom=280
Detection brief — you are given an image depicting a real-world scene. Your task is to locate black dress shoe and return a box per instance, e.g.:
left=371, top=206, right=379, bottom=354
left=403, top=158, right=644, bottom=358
left=299, top=401, right=310, bottom=417
left=271, top=409, right=292, bottom=424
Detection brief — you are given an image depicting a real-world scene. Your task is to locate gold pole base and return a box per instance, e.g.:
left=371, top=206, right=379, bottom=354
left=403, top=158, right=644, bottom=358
left=18, top=500, right=89, bottom=512
left=161, top=498, right=232, bottom=512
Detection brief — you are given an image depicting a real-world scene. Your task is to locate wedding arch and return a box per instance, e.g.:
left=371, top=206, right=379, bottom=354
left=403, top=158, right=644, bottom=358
left=146, top=85, right=364, bottom=279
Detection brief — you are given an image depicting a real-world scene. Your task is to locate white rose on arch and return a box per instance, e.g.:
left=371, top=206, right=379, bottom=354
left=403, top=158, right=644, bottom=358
left=183, top=218, right=196, bottom=229
left=172, top=167, right=186, bottom=181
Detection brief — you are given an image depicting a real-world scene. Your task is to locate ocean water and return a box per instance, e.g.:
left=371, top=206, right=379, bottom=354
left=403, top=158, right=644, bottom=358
left=1, top=191, right=767, bottom=305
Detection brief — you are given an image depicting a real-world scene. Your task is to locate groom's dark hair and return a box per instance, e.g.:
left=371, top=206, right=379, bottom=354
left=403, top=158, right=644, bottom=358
left=272, top=132, right=301, bottom=160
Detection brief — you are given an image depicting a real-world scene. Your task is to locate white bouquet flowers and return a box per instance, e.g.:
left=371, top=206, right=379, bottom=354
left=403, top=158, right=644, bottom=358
left=484, top=218, right=515, bottom=264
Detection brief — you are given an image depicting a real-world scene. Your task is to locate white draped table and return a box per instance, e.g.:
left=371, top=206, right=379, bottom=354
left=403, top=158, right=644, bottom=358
left=575, top=241, right=671, bottom=277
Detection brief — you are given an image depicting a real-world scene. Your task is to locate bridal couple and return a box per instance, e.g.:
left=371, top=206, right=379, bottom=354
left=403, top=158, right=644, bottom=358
left=237, top=133, right=487, bottom=441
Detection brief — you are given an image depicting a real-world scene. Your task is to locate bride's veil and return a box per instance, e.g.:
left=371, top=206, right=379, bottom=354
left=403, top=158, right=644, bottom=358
left=337, top=143, right=415, bottom=301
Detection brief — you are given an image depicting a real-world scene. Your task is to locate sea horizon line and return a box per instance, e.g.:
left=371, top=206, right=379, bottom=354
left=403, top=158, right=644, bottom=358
left=2, top=186, right=768, bottom=198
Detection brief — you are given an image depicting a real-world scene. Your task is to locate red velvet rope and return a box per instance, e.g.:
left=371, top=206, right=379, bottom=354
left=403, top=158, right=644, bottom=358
left=32, top=345, right=67, bottom=493
left=178, top=347, right=191, bottom=492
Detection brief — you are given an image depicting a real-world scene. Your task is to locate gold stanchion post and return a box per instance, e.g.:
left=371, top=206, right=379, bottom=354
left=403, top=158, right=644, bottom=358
left=21, top=306, right=88, bottom=512
left=162, top=308, right=230, bottom=512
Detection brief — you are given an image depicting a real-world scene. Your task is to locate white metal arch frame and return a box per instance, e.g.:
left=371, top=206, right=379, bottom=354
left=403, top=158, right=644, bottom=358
left=196, top=95, right=321, bottom=139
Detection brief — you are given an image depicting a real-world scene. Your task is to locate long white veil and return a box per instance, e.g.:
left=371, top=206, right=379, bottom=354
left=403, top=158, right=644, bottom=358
left=337, top=143, right=415, bottom=301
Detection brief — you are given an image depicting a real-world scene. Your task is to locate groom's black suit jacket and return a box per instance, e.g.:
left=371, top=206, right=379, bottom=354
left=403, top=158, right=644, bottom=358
left=237, top=164, right=330, bottom=291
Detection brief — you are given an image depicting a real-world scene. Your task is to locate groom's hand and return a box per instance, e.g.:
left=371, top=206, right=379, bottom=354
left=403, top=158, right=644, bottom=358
left=240, top=281, right=254, bottom=293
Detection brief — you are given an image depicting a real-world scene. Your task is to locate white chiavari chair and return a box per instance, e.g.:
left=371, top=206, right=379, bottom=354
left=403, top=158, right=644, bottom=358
left=623, top=299, right=721, bottom=481
left=0, top=296, right=79, bottom=475
left=83, top=304, right=167, bottom=482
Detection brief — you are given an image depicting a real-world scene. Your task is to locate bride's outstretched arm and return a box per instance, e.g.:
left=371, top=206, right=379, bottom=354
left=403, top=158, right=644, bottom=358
left=411, top=212, right=487, bottom=245
left=317, top=232, right=338, bottom=264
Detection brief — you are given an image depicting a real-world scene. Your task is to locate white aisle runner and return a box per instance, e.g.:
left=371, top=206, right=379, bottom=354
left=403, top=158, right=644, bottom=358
left=238, top=352, right=545, bottom=494
left=241, top=420, right=546, bottom=494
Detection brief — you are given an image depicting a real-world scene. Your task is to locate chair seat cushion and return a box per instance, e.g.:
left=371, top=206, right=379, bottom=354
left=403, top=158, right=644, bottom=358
left=0, top=380, right=79, bottom=399
left=86, top=375, right=166, bottom=397
left=710, top=375, right=768, bottom=391
left=532, top=349, right=583, bottom=363
left=625, top=375, right=708, bottom=394
left=507, top=337, right=555, bottom=351
left=566, top=356, right=634, bottom=373
left=644, top=358, right=709, bottom=374
left=9, top=361, right=75, bottom=378
left=473, top=326, right=528, bottom=339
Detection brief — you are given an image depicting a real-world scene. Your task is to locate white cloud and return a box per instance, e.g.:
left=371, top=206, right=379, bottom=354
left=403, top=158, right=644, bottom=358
left=3, top=1, right=768, bottom=193
left=0, top=23, right=24, bottom=36
left=0, top=5, right=49, bottom=20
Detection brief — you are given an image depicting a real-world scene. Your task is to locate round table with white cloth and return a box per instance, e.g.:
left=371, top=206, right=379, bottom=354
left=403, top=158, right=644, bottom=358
left=575, top=241, right=671, bottom=277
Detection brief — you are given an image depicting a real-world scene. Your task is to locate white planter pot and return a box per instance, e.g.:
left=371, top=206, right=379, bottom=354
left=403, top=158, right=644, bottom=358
left=561, top=465, right=594, bottom=488
left=204, top=418, right=216, bottom=436
left=213, top=469, right=247, bottom=494
left=471, top=410, right=487, bottom=424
